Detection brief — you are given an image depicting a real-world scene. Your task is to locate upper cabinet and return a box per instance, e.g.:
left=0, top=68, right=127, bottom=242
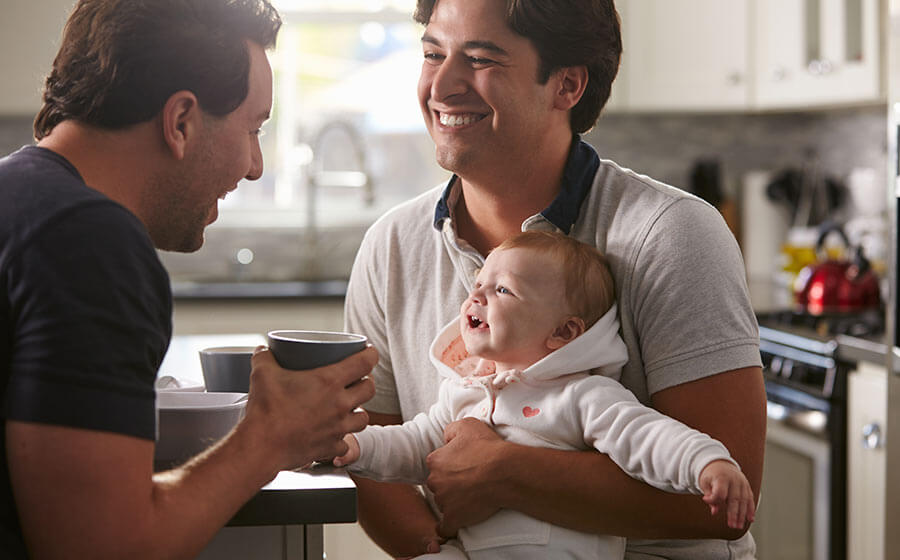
left=610, top=0, right=884, bottom=113
left=620, top=0, right=749, bottom=111
left=754, top=0, right=881, bottom=108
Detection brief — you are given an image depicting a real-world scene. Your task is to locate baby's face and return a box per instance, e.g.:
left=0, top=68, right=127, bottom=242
left=459, top=247, right=572, bottom=370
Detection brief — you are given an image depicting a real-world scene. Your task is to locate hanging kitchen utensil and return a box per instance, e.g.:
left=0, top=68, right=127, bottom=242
left=765, top=159, right=846, bottom=227
left=689, top=158, right=739, bottom=238
left=793, top=221, right=881, bottom=315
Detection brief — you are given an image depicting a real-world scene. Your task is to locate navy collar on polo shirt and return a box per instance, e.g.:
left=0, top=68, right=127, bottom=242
left=432, top=136, right=600, bottom=235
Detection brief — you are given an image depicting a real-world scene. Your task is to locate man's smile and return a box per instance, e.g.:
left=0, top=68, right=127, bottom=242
left=437, top=111, right=488, bottom=128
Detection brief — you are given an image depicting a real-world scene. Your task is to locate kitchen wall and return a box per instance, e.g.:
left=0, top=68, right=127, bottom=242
left=588, top=104, right=888, bottom=205
left=0, top=116, right=35, bottom=156
left=5, top=103, right=886, bottom=207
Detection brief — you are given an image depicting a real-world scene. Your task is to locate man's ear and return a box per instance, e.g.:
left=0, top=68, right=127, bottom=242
left=161, top=90, right=201, bottom=161
left=552, top=65, right=588, bottom=111
left=547, top=316, right=586, bottom=350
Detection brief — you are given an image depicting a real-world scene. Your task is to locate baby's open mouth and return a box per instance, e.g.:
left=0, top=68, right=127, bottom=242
left=467, top=315, right=486, bottom=329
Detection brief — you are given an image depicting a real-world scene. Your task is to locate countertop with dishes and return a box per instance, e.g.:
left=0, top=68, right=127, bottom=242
left=156, top=334, right=358, bottom=530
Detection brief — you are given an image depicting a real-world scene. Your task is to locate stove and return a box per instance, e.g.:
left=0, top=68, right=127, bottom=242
left=751, top=310, right=874, bottom=560
left=757, top=308, right=884, bottom=339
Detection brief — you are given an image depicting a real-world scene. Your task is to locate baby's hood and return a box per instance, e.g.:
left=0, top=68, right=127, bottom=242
left=525, top=304, right=628, bottom=381
left=428, top=318, right=472, bottom=380
left=428, top=304, right=629, bottom=382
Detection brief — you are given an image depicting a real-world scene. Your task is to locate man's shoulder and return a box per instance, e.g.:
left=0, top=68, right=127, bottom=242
left=0, top=146, right=128, bottom=253
left=580, top=158, right=723, bottom=236
left=593, top=158, right=707, bottom=207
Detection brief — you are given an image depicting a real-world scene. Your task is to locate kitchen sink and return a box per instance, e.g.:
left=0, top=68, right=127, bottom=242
left=157, top=224, right=367, bottom=285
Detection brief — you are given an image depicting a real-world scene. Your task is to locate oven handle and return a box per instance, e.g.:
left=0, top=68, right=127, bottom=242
left=766, top=401, right=829, bottom=438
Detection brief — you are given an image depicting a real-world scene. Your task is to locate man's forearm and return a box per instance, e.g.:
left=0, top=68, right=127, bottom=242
left=354, top=476, right=441, bottom=557
left=493, top=443, right=747, bottom=540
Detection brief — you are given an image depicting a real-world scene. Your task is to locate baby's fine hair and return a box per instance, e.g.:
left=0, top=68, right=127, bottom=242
left=494, top=231, right=615, bottom=329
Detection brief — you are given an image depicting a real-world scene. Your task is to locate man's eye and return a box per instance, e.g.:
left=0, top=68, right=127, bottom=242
left=424, top=52, right=444, bottom=63
left=469, top=56, right=494, bottom=66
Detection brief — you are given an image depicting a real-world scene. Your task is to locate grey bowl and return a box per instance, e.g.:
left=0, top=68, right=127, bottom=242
left=266, top=330, right=367, bottom=370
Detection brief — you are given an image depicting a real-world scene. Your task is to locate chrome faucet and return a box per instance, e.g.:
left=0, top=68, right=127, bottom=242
left=306, top=120, right=374, bottom=232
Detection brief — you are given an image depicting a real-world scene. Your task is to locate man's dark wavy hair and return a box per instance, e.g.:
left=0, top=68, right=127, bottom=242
left=34, top=0, right=281, bottom=140
left=414, top=0, right=621, bottom=134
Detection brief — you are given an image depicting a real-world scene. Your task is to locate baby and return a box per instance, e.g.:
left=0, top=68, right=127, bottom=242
left=335, top=230, right=755, bottom=559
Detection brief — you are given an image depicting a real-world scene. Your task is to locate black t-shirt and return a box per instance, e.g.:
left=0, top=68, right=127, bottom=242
left=0, top=146, right=172, bottom=556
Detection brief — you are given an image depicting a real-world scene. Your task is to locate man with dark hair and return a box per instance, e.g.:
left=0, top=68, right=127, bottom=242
left=0, top=1, right=376, bottom=558
left=344, top=0, right=766, bottom=558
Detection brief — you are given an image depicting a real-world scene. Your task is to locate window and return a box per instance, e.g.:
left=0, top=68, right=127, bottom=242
left=216, top=0, right=444, bottom=229
left=161, top=1, right=446, bottom=284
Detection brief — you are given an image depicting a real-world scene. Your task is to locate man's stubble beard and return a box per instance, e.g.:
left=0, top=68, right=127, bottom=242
left=143, top=168, right=209, bottom=254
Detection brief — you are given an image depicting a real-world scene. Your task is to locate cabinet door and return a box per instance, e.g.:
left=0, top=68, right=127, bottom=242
left=621, top=0, right=748, bottom=111
left=753, top=0, right=882, bottom=108
left=847, top=361, right=886, bottom=560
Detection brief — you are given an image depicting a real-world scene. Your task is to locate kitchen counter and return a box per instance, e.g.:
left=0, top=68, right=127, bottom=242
left=229, top=465, right=356, bottom=527
left=158, top=334, right=357, bottom=559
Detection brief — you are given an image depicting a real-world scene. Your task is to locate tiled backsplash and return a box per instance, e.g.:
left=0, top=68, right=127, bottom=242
left=3, top=104, right=889, bottom=284
left=0, top=116, right=35, bottom=156
left=5, top=104, right=888, bottom=201
left=587, top=104, right=888, bottom=202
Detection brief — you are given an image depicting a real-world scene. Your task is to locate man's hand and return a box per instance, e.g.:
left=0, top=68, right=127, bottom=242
left=425, top=417, right=506, bottom=538
left=244, top=345, right=377, bottom=472
left=698, top=459, right=756, bottom=530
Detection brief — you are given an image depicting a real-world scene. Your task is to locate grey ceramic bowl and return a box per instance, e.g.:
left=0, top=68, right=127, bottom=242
left=199, top=346, right=255, bottom=393
left=266, top=330, right=367, bottom=370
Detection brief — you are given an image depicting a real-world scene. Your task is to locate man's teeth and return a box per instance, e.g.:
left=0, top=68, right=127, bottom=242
left=440, top=113, right=482, bottom=127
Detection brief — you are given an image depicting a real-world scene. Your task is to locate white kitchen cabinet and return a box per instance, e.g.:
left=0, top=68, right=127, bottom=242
left=612, top=0, right=883, bottom=113
left=753, top=0, right=882, bottom=109
left=619, top=0, right=749, bottom=111
left=847, top=361, right=887, bottom=560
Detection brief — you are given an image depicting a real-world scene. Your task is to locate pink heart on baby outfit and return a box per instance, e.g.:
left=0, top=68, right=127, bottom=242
left=522, top=406, right=540, bottom=418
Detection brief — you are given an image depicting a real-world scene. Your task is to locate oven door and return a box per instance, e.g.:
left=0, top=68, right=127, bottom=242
left=752, top=413, right=831, bottom=560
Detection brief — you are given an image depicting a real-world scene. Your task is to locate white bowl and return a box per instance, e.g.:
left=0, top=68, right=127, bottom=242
left=154, top=392, right=247, bottom=469
left=155, top=375, right=205, bottom=392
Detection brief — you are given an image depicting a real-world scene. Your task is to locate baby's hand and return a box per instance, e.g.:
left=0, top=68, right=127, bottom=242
left=332, top=434, right=360, bottom=467
left=698, top=459, right=756, bottom=530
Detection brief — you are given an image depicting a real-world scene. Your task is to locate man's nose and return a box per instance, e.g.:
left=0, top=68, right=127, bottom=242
left=431, top=54, right=469, bottom=102
left=245, top=139, right=264, bottom=181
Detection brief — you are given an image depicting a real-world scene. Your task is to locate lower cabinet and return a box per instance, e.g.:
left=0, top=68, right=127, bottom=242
left=847, top=361, right=887, bottom=560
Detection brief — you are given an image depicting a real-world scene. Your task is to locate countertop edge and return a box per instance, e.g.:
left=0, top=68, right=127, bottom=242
left=171, top=280, right=348, bottom=300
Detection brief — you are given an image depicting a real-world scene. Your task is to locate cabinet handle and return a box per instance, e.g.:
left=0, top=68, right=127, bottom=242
left=726, top=72, right=742, bottom=86
left=772, top=67, right=788, bottom=82
left=808, top=59, right=835, bottom=76
left=862, top=423, right=883, bottom=449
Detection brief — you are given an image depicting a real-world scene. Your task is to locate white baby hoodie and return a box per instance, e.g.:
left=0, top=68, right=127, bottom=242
left=349, top=306, right=737, bottom=556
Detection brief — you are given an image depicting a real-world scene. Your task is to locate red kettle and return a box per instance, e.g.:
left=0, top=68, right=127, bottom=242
left=793, top=222, right=881, bottom=315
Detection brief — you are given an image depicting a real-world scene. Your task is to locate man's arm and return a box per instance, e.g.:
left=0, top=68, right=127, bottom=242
left=7, top=348, right=377, bottom=559
left=352, top=411, right=443, bottom=559
left=426, top=366, right=766, bottom=540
